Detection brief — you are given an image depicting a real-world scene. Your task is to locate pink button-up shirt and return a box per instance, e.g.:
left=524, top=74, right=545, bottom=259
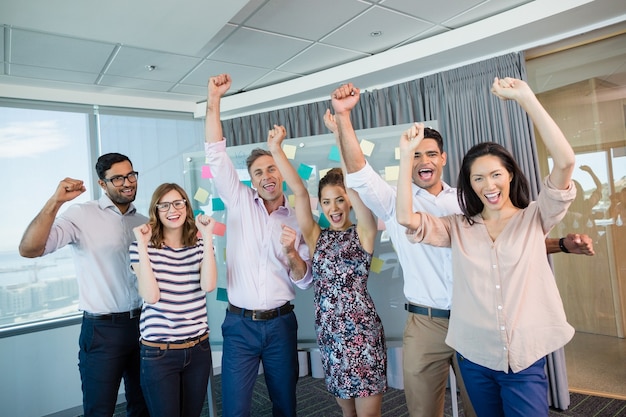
left=407, top=177, right=576, bottom=372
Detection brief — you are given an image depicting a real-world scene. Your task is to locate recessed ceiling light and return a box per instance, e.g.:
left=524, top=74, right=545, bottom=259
left=145, top=65, right=157, bottom=71
left=370, top=31, right=383, bottom=37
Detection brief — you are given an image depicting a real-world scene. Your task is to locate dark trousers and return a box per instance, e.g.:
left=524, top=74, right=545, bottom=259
left=220, top=309, right=299, bottom=417
left=140, top=338, right=212, bottom=417
left=457, top=353, right=548, bottom=417
left=79, top=315, right=149, bottom=417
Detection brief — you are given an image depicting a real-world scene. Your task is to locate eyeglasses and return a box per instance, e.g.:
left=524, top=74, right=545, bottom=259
left=103, top=171, right=139, bottom=187
left=155, top=199, right=187, bottom=212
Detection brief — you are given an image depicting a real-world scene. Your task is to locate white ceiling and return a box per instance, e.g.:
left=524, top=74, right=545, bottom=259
left=1, top=0, right=625, bottom=118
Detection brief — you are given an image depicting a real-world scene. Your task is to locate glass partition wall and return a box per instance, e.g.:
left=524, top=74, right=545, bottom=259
left=527, top=25, right=626, bottom=398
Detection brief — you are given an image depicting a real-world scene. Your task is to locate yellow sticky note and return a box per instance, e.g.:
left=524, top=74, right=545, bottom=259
left=283, top=144, right=297, bottom=160
left=370, top=257, right=384, bottom=274
left=318, top=168, right=331, bottom=179
left=288, top=194, right=296, bottom=207
left=384, top=165, right=399, bottom=182
left=194, top=187, right=210, bottom=204
left=395, top=147, right=400, bottom=160
left=360, top=139, right=375, bottom=157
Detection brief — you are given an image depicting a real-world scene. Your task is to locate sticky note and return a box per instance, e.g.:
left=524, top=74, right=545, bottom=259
left=201, top=165, right=213, bottom=179
left=212, top=197, right=225, bottom=211
left=384, top=165, right=399, bottom=182
left=213, top=221, right=226, bottom=237
left=283, top=144, right=297, bottom=160
left=193, top=209, right=205, bottom=217
left=395, top=147, right=400, bottom=160
left=318, top=168, right=331, bottom=179
left=297, top=163, right=314, bottom=180
left=288, top=194, right=296, bottom=207
left=216, top=287, right=228, bottom=302
left=194, top=187, right=210, bottom=204
left=328, top=145, right=341, bottom=162
left=242, top=180, right=252, bottom=188
left=318, top=213, right=330, bottom=228
left=360, top=139, right=375, bottom=157
left=370, top=257, right=384, bottom=274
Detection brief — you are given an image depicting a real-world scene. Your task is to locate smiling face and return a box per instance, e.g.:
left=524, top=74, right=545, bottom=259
left=98, top=160, right=137, bottom=213
left=469, top=154, right=514, bottom=214
left=320, top=184, right=352, bottom=231
left=411, top=138, right=447, bottom=195
left=249, top=154, right=284, bottom=205
left=157, top=189, right=187, bottom=230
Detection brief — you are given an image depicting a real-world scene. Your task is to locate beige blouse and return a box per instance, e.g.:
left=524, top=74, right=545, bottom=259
left=406, top=177, right=576, bottom=373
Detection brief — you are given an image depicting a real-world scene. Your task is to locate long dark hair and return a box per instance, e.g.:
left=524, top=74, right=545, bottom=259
left=457, top=142, right=530, bottom=224
left=148, top=183, right=198, bottom=249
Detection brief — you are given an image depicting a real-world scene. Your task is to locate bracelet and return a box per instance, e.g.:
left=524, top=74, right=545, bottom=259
left=559, top=237, right=570, bottom=253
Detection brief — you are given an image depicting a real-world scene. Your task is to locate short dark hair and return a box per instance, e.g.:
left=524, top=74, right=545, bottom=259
left=423, top=127, right=444, bottom=153
left=457, top=142, right=530, bottom=224
left=317, top=167, right=345, bottom=200
left=96, top=153, right=132, bottom=180
left=246, top=148, right=272, bottom=174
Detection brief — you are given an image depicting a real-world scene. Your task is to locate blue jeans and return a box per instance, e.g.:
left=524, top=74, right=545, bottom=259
left=456, top=353, right=548, bottom=417
left=140, top=337, right=212, bottom=417
left=79, top=315, right=148, bottom=417
left=221, top=309, right=299, bottom=417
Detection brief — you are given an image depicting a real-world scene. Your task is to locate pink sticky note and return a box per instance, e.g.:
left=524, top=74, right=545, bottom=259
left=201, top=166, right=213, bottom=179
left=213, top=221, right=226, bottom=236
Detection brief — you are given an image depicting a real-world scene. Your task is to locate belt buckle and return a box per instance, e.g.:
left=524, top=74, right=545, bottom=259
left=129, top=309, right=140, bottom=319
left=252, top=310, right=261, bottom=321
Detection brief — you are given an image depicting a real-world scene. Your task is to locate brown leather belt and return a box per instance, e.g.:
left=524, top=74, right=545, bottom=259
left=227, top=302, right=294, bottom=321
left=141, top=333, right=209, bottom=350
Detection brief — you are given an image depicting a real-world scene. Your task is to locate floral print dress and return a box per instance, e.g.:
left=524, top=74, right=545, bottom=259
left=312, top=225, right=387, bottom=399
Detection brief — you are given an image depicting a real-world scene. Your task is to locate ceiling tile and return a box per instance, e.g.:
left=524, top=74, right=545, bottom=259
left=10, top=29, right=114, bottom=73
left=196, top=24, right=238, bottom=57
left=209, top=28, right=312, bottom=69
left=170, top=83, right=206, bottom=100
left=244, top=0, right=369, bottom=40
left=98, top=74, right=176, bottom=92
left=322, top=6, right=433, bottom=54
left=9, top=64, right=99, bottom=84
left=246, top=70, right=301, bottom=90
left=279, top=44, right=369, bottom=74
left=106, top=47, right=203, bottom=82
left=380, top=0, right=485, bottom=25
left=445, top=0, right=534, bottom=27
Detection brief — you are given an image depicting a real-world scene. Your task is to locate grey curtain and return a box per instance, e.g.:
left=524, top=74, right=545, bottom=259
left=221, top=52, right=570, bottom=410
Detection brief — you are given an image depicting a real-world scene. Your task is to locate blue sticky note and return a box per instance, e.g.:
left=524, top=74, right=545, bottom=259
left=193, top=209, right=205, bottom=217
left=318, top=213, right=330, bottom=228
left=212, top=197, right=225, bottom=211
left=242, top=180, right=252, bottom=188
left=297, top=163, right=314, bottom=180
left=216, top=287, right=228, bottom=302
left=328, top=145, right=341, bottom=162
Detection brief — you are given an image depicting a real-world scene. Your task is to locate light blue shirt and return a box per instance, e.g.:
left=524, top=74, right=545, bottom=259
left=44, top=194, right=148, bottom=314
left=204, top=141, right=312, bottom=310
left=346, top=161, right=458, bottom=310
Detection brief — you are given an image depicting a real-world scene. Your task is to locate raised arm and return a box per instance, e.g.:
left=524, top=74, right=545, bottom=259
left=19, top=178, right=86, bottom=258
left=130, top=224, right=161, bottom=304
left=331, top=83, right=366, bottom=174
left=580, top=165, right=603, bottom=208
left=491, top=77, right=575, bottom=190
left=396, top=123, right=426, bottom=230
left=266, top=125, right=320, bottom=254
left=324, top=109, right=377, bottom=254
left=205, top=74, right=232, bottom=144
left=195, top=215, right=218, bottom=292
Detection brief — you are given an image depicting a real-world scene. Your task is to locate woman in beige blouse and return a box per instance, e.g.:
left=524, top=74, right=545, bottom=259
left=396, top=77, right=576, bottom=417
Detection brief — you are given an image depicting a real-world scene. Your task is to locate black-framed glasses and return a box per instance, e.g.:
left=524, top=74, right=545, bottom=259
left=103, top=171, right=139, bottom=187
left=155, top=199, right=187, bottom=212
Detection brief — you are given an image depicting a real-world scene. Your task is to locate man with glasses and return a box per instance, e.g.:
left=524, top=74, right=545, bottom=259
left=19, top=153, right=149, bottom=417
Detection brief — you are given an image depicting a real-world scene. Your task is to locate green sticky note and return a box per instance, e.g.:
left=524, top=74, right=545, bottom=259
left=297, top=163, right=314, bottom=180
left=216, top=287, right=228, bottom=302
left=328, top=145, right=341, bottom=162
left=318, top=213, right=330, bottom=228
left=212, top=197, right=225, bottom=211
left=242, top=180, right=252, bottom=188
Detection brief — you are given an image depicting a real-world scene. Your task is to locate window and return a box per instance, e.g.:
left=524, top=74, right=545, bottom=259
left=0, top=103, right=92, bottom=329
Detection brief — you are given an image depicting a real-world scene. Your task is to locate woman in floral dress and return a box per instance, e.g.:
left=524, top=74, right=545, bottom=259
left=268, top=111, right=387, bottom=417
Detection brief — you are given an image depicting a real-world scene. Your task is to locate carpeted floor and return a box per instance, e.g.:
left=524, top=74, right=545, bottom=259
left=109, top=373, right=626, bottom=417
